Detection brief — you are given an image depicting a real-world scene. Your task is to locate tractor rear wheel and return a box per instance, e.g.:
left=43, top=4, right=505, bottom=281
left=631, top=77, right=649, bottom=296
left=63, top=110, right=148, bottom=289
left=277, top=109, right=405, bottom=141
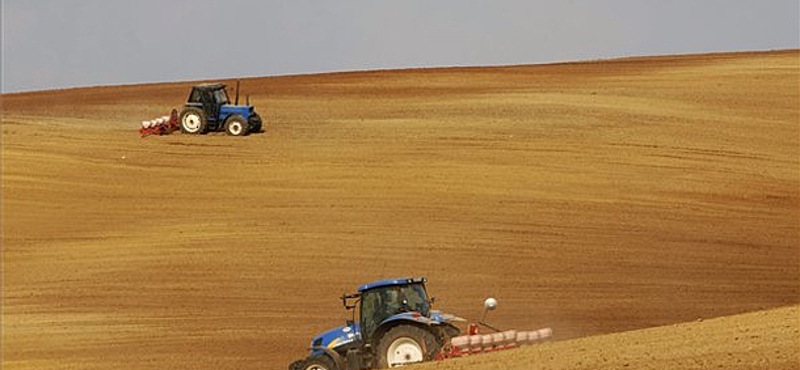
left=302, top=354, right=338, bottom=370
left=375, top=325, right=439, bottom=368
left=224, top=114, right=250, bottom=136
left=179, top=107, right=208, bottom=134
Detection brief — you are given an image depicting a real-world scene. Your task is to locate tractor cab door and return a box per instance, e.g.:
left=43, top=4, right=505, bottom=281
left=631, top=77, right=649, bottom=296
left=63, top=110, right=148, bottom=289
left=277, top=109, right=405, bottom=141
left=200, top=90, right=220, bottom=122
left=360, top=289, right=383, bottom=341
left=188, top=88, right=218, bottom=122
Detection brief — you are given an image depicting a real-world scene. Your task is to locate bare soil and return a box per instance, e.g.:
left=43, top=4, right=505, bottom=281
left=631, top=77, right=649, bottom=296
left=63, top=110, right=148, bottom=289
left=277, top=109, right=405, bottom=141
left=3, top=50, right=799, bottom=370
left=416, top=305, right=800, bottom=370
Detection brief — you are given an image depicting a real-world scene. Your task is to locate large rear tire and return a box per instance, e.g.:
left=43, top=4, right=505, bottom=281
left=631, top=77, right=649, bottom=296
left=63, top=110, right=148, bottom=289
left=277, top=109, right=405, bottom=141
left=375, top=325, right=439, bottom=368
left=224, top=114, right=250, bottom=136
left=179, top=107, right=208, bottom=134
left=302, top=354, right=338, bottom=370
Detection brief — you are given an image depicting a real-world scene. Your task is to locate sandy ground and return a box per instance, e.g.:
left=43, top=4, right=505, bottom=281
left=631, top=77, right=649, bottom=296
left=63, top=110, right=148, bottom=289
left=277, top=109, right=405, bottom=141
left=416, top=305, right=799, bottom=370
left=2, top=50, right=799, bottom=370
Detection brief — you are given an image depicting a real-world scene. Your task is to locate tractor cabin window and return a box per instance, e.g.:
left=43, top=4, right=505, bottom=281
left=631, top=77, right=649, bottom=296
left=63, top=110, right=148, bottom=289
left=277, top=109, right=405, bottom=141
left=360, top=283, right=431, bottom=339
left=189, top=89, right=202, bottom=103
left=213, top=89, right=230, bottom=105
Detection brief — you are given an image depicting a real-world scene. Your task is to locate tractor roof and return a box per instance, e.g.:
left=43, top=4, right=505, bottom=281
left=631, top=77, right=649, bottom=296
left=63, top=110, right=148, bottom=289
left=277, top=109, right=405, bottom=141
left=358, top=277, right=427, bottom=292
left=193, top=83, right=226, bottom=91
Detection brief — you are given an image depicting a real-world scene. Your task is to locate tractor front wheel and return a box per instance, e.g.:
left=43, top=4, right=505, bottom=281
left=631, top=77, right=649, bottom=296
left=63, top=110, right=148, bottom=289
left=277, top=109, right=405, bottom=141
left=302, top=354, right=338, bottom=370
left=224, top=115, right=250, bottom=136
left=249, top=113, right=263, bottom=133
left=375, top=325, right=439, bottom=368
left=179, top=107, right=208, bottom=134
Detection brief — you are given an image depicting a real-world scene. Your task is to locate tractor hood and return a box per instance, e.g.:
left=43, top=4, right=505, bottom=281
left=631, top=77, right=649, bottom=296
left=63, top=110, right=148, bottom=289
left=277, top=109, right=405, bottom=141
left=219, top=105, right=253, bottom=118
left=310, top=323, right=360, bottom=352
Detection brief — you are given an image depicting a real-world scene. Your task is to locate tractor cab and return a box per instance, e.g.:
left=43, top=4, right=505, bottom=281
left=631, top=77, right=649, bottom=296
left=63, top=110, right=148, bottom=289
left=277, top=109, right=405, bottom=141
left=179, top=82, right=263, bottom=136
left=187, top=83, right=230, bottom=120
left=356, top=278, right=431, bottom=340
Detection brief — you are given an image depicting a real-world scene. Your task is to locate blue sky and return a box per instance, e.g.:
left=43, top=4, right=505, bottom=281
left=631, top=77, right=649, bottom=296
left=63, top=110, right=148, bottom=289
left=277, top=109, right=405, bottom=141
left=2, top=0, right=798, bottom=92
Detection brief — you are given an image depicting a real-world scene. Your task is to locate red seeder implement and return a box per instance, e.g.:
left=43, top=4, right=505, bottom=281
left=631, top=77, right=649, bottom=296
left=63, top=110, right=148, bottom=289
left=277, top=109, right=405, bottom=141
left=139, top=109, right=180, bottom=137
left=437, top=323, right=552, bottom=360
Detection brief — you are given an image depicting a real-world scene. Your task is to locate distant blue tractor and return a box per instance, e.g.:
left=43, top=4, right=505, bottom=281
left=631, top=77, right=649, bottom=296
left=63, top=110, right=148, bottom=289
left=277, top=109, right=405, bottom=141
left=179, top=82, right=263, bottom=136
left=290, top=277, right=462, bottom=370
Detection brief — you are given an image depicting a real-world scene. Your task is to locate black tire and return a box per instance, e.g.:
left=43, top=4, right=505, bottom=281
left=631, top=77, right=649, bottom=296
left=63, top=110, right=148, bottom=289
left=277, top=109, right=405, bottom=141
left=249, top=113, right=263, bottom=133
left=375, top=325, right=440, bottom=369
left=224, top=114, right=250, bottom=136
left=179, top=107, right=208, bottom=134
left=302, top=354, right=338, bottom=370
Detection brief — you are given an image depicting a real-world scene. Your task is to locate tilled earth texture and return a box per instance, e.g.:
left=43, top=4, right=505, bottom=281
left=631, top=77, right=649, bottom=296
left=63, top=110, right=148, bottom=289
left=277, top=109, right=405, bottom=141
left=415, top=305, right=799, bottom=370
left=3, top=50, right=799, bottom=370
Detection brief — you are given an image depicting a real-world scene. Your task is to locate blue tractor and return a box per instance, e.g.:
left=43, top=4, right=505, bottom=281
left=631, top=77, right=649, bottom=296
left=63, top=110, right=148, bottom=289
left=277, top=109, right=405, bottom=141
left=179, top=81, right=263, bottom=136
left=290, top=277, right=462, bottom=370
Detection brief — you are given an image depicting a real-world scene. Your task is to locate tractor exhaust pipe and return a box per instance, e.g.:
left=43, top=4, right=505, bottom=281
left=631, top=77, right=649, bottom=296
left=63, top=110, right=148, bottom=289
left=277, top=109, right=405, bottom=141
left=235, top=79, right=240, bottom=105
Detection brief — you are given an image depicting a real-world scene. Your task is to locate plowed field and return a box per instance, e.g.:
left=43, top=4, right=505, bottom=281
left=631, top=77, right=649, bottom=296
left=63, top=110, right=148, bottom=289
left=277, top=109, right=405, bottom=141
left=3, top=50, right=799, bottom=370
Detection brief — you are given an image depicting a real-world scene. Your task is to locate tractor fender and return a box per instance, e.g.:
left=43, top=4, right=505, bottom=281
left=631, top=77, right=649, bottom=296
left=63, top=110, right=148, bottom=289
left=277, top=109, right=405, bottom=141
left=309, top=346, right=346, bottom=370
left=374, top=312, right=462, bottom=348
left=371, top=312, right=442, bottom=347
left=381, top=312, right=441, bottom=327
